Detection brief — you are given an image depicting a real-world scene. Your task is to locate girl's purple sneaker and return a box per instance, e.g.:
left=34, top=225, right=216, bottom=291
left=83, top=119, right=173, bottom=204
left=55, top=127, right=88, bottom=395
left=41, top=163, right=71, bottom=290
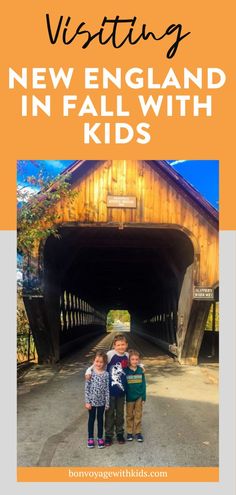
left=97, top=438, right=105, bottom=449
left=87, top=438, right=95, bottom=448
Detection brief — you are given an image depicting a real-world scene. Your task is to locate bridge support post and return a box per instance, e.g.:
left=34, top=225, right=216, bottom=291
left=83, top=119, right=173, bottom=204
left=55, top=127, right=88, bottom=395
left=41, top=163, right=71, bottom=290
left=22, top=246, right=60, bottom=364
left=23, top=295, right=59, bottom=364
left=176, top=263, right=212, bottom=364
left=179, top=301, right=211, bottom=365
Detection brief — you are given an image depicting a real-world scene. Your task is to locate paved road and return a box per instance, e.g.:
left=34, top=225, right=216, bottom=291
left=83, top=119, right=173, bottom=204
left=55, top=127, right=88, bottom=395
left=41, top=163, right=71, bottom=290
left=17, top=332, right=218, bottom=467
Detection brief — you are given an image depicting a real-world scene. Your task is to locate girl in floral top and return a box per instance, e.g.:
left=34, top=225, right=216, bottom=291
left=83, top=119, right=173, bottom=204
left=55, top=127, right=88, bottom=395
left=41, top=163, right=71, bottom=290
left=85, top=351, right=110, bottom=449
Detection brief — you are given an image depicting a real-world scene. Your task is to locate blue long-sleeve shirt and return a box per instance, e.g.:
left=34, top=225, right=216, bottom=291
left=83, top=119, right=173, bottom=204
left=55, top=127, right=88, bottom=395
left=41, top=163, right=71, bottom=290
left=106, top=350, right=128, bottom=397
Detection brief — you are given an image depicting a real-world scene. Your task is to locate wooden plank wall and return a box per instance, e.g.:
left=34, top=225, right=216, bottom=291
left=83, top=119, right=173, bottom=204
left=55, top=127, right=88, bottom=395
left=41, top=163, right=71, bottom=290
left=54, top=159, right=218, bottom=287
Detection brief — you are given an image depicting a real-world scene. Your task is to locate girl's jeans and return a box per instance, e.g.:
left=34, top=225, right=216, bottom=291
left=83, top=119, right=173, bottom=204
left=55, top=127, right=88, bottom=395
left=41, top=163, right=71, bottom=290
left=88, top=405, right=105, bottom=439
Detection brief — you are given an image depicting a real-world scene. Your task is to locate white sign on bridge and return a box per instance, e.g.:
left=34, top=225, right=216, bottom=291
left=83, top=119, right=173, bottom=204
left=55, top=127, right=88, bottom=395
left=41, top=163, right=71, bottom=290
left=193, top=287, right=214, bottom=300
left=107, top=195, right=137, bottom=208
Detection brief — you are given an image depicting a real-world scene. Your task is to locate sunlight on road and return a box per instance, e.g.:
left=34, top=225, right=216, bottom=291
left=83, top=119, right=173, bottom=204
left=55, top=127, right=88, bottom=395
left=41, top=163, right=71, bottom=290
left=146, top=363, right=218, bottom=404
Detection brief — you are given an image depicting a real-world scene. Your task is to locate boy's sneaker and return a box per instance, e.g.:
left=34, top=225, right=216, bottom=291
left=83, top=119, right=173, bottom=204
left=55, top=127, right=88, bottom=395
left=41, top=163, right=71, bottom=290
left=105, top=436, right=112, bottom=447
left=87, top=438, right=95, bottom=448
left=117, top=434, right=125, bottom=444
left=97, top=438, right=105, bottom=449
left=127, top=434, right=133, bottom=441
left=135, top=433, right=144, bottom=442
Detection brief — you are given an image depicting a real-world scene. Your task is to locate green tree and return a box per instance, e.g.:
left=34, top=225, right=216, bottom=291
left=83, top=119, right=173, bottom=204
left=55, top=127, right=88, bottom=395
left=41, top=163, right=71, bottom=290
left=107, top=311, right=115, bottom=326
left=17, top=162, right=78, bottom=362
left=205, top=303, right=219, bottom=331
left=17, top=164, right=78, bottom=255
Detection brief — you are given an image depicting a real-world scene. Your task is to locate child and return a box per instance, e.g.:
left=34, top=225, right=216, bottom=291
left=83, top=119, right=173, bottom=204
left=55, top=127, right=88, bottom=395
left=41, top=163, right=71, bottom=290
left=85, top=351, right=110, bottom=449
left=124, top=349, right=146, bottom=442
left=85, top=333, right=129, bottom=446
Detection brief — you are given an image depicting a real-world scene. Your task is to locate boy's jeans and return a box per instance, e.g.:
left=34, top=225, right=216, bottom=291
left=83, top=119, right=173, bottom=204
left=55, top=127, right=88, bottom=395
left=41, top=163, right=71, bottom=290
left=105, top=396, right=125, bottom=437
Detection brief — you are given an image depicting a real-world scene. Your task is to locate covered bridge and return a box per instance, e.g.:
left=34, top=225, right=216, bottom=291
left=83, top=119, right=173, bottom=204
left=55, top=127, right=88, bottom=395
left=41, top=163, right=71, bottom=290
left=22, top=160, right=219, bottom=365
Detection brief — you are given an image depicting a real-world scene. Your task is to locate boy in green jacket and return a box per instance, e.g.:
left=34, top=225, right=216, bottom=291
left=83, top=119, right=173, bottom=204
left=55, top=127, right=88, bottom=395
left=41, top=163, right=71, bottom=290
left=124, top=349, right=146, bottom=442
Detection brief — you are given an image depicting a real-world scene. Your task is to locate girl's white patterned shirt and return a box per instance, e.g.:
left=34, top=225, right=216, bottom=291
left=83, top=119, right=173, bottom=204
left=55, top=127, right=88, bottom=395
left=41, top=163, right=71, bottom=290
left=85, top=369, right=110, bottom=408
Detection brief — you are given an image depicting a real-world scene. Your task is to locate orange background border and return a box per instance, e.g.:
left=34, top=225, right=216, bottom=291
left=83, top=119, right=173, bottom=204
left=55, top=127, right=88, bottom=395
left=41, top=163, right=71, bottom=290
left=17, top=466, right=219, bottom=483
left=2, top=2, right=228, bottom=482
left=1, top=0, right=234, bottom=229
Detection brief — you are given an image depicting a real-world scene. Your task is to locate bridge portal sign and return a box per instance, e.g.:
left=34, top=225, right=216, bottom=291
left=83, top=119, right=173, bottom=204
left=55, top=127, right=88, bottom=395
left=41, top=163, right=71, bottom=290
left=193, top=287, right=214, bottom=300
left=107, top=195, right=137, bottom=208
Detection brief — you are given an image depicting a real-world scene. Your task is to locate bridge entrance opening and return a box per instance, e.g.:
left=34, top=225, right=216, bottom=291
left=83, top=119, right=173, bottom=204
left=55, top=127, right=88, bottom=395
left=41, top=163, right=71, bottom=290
left=41, top=224, right=195, bottom=360
left=107, top=310, right=131, bottom=333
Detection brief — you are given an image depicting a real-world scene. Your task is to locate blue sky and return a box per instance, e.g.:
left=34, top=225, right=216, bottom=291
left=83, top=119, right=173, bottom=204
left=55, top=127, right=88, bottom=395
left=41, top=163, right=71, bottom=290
left=17, top=159, right=219, bottom=210
left=168, top=160, right=219, bottom=209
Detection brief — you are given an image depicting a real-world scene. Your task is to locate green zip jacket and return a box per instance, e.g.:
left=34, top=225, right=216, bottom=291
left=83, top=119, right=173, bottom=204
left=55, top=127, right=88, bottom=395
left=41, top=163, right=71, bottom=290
left=124, top=365, right=146, bottom=402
